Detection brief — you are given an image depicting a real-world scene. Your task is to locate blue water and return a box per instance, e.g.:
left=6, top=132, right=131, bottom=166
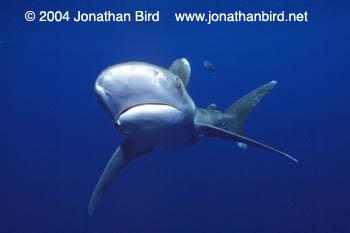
left=2, top=0, right=350, bottom=232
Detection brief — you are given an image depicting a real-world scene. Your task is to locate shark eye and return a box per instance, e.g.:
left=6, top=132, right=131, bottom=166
left=175, top=76, right=181, bottom=88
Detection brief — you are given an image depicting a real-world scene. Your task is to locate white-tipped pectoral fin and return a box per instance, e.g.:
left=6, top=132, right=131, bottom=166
left=196, top=122, right=298, bottom=163
left=88, top=138, right=153, bottom=215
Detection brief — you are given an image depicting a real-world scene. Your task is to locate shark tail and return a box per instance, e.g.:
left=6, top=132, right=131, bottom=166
left=225, top=80, right=277, bottom=149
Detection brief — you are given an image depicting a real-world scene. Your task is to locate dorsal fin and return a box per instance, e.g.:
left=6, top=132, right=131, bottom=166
left=207, top=103, right=217, bottom=110
left=169, top=58, right=191, bottom=88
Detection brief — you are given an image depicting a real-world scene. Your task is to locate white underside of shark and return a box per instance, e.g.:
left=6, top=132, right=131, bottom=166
left=88, top=58, right=298, bottom=215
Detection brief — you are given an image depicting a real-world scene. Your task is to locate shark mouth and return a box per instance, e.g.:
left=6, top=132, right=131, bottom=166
left=115, top=103, right=180, bottom=135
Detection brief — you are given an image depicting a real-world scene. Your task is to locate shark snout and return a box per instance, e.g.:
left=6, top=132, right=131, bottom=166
left=94, top=62, right=196, bottom=139
left=94, top=73, right=118, bottom=120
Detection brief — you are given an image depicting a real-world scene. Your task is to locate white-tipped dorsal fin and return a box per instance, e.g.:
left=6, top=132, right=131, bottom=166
left=169, top=58, right=191, bottom=88
left=207, top=103, right=217, bottom=110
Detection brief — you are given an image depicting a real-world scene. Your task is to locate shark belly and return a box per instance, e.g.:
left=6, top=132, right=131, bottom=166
left=195, top=108, right=231, bottom=128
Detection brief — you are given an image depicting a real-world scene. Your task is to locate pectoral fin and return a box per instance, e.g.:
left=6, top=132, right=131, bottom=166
left=196, top=122, right=298, bottom=163
left=88, top=138, right=153, bottom=215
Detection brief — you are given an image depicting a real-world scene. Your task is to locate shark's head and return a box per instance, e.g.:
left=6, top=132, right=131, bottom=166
left=94, top=62, right=196, bottom=145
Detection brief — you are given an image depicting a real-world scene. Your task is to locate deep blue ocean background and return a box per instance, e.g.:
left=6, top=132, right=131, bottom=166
left=2, top=0, right=350, bottom=232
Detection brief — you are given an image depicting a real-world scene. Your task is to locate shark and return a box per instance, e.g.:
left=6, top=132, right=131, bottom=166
left=89, top=58, right=297, bottom=215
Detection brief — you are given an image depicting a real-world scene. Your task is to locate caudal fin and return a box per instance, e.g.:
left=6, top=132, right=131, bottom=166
left=225, top=81, right=277, bottom=147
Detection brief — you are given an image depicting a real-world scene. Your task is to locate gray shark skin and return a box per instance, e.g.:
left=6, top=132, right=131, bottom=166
left=89, top=58, right=298, bottom=215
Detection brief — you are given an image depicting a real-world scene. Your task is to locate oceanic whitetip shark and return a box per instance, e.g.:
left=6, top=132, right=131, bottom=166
left=89, top=58, right=298, bottom=215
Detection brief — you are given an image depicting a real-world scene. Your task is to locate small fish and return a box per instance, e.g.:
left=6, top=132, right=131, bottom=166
left=203, top=60, right=216, bottom=73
